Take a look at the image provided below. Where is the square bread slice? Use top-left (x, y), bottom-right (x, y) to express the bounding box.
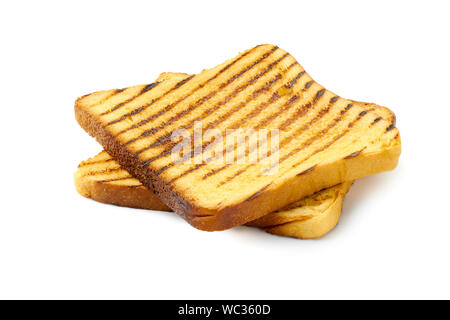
top-left (75, 150), bottom-right (352, 239)
top-left (75, 44), bottom-right (401, 231)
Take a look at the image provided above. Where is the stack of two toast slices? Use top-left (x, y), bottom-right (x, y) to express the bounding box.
top-left (74, 45), bottom-right (401, 239)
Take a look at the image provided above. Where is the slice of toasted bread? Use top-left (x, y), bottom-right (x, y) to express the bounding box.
top-left (75, 44), bottom-right (401, 231)
top-left (75, 150), bottom-right (352, 239)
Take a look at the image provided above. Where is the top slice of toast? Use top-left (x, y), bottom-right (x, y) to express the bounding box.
top-left (75, 44), bottom-right (401, 231)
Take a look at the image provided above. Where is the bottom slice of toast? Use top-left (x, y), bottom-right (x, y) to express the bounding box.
top-left (74, 150), bottom-right (352, 239)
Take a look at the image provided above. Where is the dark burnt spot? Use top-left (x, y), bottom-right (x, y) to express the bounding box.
top-left (330, 96), bottom-right (339, 103)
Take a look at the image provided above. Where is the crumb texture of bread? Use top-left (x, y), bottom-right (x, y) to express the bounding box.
top-left (74, 150), bottom-right (352, 238)
top-left (74, 45), bottom-right (401, 231)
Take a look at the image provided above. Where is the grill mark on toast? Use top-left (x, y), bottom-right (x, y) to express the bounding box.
top-left (330, 96), bottom-right (339, 103)
top-left (106, 75), bottom-right (195, 127)
top-left (371, 116), bottom-right (383, 126)
top-left (386, 123), bottom-right (396, 131)
top-left (313, 89), bottom-right (325, 103)
top-left (124, 46), bottom-right (278, 150)
top-left (286, 70), bottom-right (305, 88)
top-left (304, 81), bottom-right (313, 89)
top-left (77, 158), bottom-right (115, 167)
top-left (141, 82), bottom-right (160, 93)
top-left (100, 82), bottom-right (161, 116)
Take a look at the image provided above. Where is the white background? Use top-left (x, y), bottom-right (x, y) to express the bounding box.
top-left (0, 0), bottom-right (449, 299)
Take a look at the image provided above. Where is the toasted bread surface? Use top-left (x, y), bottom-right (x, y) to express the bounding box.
top-left (75, 150), bottom-right (351, 239)
top-left (75, 45), bottom-right (401, 231)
